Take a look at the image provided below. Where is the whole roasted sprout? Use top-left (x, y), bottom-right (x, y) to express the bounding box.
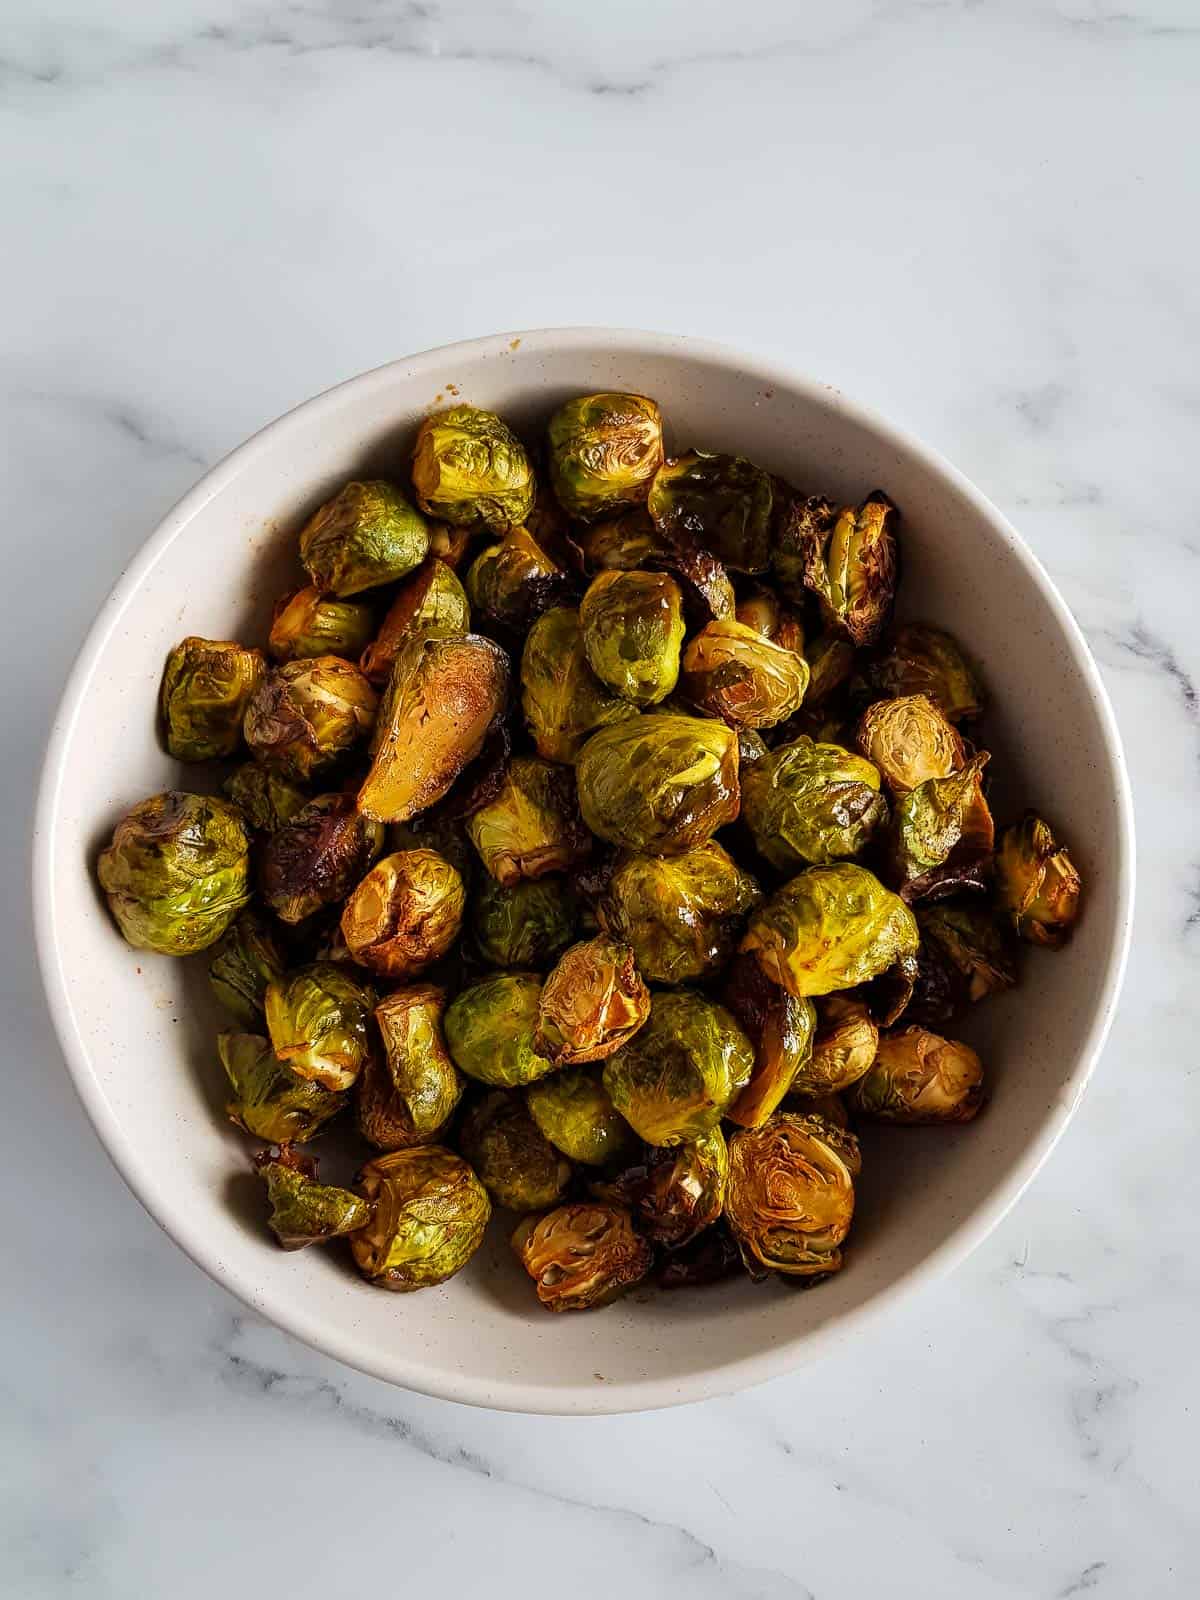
top-left (888, 752), bottom-right (994, 903)
top-left (598, 842), bottom-right (761, 984)
top-left (520, 606), bottom-right (641, 764)
top-left (735, 585), bottom-right (805, 654)
top-left (996, 813), bottom-right (1082, 948)
top-left (919, 901), bottom-right (1018, 1001)
top-left (856, 693), bottom-right (965, 796)
top-left (472, 875), bottom-right (576, 968)
top-left (243, 657), bottom-right (377, 781)
top-left (547, 392), bottom-right (664, 520)
top-left (412, 405), bottom-right (535, 532)
top-left (781, 491), bottom-right (898, 646)
top-left (358, 633), bottom-right (510, 823)
top-left (575, 505), bottom-right (658, 571)
top-left (340, 849), bottom-right (465, 978)
top-left (98, 791), bottom-right (252, 954)
top-left (648, 451), bottom-right (776, 574)
top-left (465, 524), bottom-right (570, 632)
top-left (466, 757), bottom-right (590, 887)
top-left (741, 862), bottom-right (919, 998)
top-left (725, 1113), bottom-right (859, 1278)
top-left (535, 937), bottom-right (650, 1065)
top-left (160, 637), bottom-right (265, 762)
top-left (224, 763), bottom-right (310, 834)
top-left (299, 479), bottom-right (429, 596)
top-left (802, 995), bottom-right (879, 1094)
top-left (742, 736), bottom-right (888, 870)
top-left (219, 1031), bottom-right (344, 1144)
top-left (512, 1203), bottom-right (652, 1311)
top-left (680, 618), bottom-right (810, 729)
top-left (208, 910), bottom-right (285, 1025)
top-left (254, 1152), bottom-right (370, 1250)
top-left (360, 984), bottom-right (464, 1149)
top-left (351, 1147), bottom-right (491, 1291)
top-left (459, 1091), bottom-right (572, 1210)
top-left (526, 1066), bottom-right (638, 1165)
top-left (847, 1027), bottom-right (984, 1123)
top-left (659, 1222), bottom-right (743, 1289)
top-left (593, 1126), bottom-right (727, 1248)
top-left (866, 623), bottom-right (984, 723)
top-left (444, 972), bottom-right (557, 1087)
top-left (576, 714), bottom-right (740, 856)
top-left (602, 990), bottom-right (753, 1146)
top-left (578, 569), bottom-right (686, 707)
top-left (268, 587), bottom-right (375, 664)
top-left (259, 793), bottom-right (385, 924)
top-left (720, 954), bottom-right (817, 1127)
top-left (263, 962), bottom-right (375, 1090)
top-left (359, 559), bottom-right (470, 685)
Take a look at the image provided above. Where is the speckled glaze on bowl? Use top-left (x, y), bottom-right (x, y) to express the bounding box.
top-left (32, 330), bottom-right (1134, 1415)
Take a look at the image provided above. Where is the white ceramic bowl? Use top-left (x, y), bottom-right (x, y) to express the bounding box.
top-left (33, 329), bottom-right (1133, 1414)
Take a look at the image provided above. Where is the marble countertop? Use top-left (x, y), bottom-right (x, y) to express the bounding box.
top-left (4, 2), bottom-right (1196, 1595)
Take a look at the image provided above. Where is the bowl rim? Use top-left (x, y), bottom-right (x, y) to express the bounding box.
top-left (31, 327), bottom-right (1135, 1415)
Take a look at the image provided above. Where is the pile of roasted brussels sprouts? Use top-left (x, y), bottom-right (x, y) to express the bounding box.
top-left (97, 393), bottom-right (1084, 1311)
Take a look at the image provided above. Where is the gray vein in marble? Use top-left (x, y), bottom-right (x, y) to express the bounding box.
top-left (1057, 1561), bottom-right (1108, 1598)
top-left (25, 390), bottom-right (210, 470)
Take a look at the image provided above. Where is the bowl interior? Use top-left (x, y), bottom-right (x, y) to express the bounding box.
top-left (35, 331), bottom-right (1131, 1412)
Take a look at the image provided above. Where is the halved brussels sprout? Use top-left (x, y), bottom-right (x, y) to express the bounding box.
top-left (888, 752), bottom-right (994, 903)
top-left (742, 736), bottom-right (888, 870)
top-left (359, 559), bottom-right (470, 685)
top-left (866, 623), bottom-right (983, 723)
top-left (576, 714), bottom-right (740, 856)
top-left (98, 791), bottom-right (252, 954)
top-left (443, 972), bottom-right (557, 1087)
top-left (412, 406), bottom-right (535, 531)
top-left (648, 451), bottom-right (776, 574)
top-left (263, 962), bottom-right (375, 1090)
top-left (855, 693), bottom-right (965, 796)
top-left (919, 901), bottom-right (1018, 1001)
top-left (535, 936), bottom-right (650, 1065)
top-left (259, 793), bottom-right (385, 924)
top-left (299, 480), bottom-right (429, 596)
top-left (208, 910), bottom-right (285, 1025)
top-left (351, 1147), bottom-right (491, 1291)
top-left (772, 493), bottom-right (835, 605)
top-left (575, 505), bottom-right (658, 571)
top-left (268, 588), bottom-right (376, 664)
top-left (547, 393), bottom-right (664, 520)
top-left (223, 763), bottom-right (310, 834)
top-left (357, 633), bottom-right (510, 823)
top-left (741, 862), bottom-right (919, 998)
top-left (465, 524), bottom-right (571, 632)
top-left (578, 570), bottom-right (685, 707)
top-left (243, 657), bottom-right (378, 781)
top-left (720, 954), bottom-right (817, 1127)
top-left (782, 491), bottom-right (898, 646)
top-left (466, 757), bottom-right (590, 887)
top-left (847, 1027), bottom-right (984, 1122)
top-left (472, 875), bottom-right (577, 969)
top-left (601, 990), bottom-right (753, 1146)
top-left (725, 1113), bottom-right (859, 1278)
top-left (160, 637), bottom-right (265, 762)
top-left (659, 1223), bottom-right (743, 1289)
top-left (801, 995), bottom-right (879, 1094)
top-left (525, 1065), bottom-right (638, 1165)
top-left (254, 1152), bottom-right (370, 1250)
top-left (598, 842), bottom-right (762, 984)
top-left (219, 1031), bottom-right (345, 1144)
top-left (512, 1203), bottom-right (652, 1311)
top-left (459, 1091), bottom-right (572, 1210)
top-left (593, 1126), bottom-right (727, 1248)
top-left (520, 606), bottom-right (641, 764)
top-left (996, 813), bottom-right (1082, 948)
top-left (340, 849), bottom-right (465, 978)
top-left (359, 984), bottom-right (464, 1148)
top-left (680, 618), bottom-right (810, 729)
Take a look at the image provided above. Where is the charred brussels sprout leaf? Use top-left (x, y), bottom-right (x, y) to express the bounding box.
top-left (856, 694), bottom-right (965, 796)
top-left (919, 901), bottom-right (1018, 1000)
top-left (359, 984), bottom-right (464, 1149)
top-left (784, 491), bottom-right (898, 646)
top-left (259, 793), bottom-right (385, 924)
top-left (742, 736), bottom-right (887, 870)
top-left (255, 1154), bottom-right (370, 1250)
top-left (520, 606), bottom-right (640, 765)
top-left (598, 842), bottom-right (761, 985)
top-left (593, 1125), bottom-right (727, 1249)
top-left (726, 1114), bottom-right (859, 1278)
top-left (865, 623), bottom-right (984, 723)
top-left (801, 995), bottom-right (879, 1094)
top-left (648, 451), bottom-right (776, 574)
top-left (459, 1091), bottom-right (572, 1210)
top-left (547, 393), bottom-right (664, 520)
top-left (219, 1031), bottom-right (344, 1143)
top-left (98, 791), bottom-right (252, 955)
top-left (996, 813), bottom-right (1082, 948)
top-left (340, 849), bottom-right (465, 978)
top-left (351, 1147), bottom-right (491, 1291)
top-left (160, 637), bottom-right (265, 762)
top-left (575, 505), bottom-right (658, 572)
top-left (357, 633), bottom-right (510, 823)
top-left (847, 1027), bottom-right (984, 1123)
top-left (526, 1064), bottom-right (639, 1165)
top-left (243, 657), bottom-right (377, 781)
top-left (466, 756), bottom-right (590, 886)
top-left (264, 962), bottom-right (375, 1090)
top-left (602, 990), bottom-right (753, 1146)
top-left (576, 714), bottom-right (740, 856)
top-left (512, 1203), bottom-right (652, 1311)
top-left (721, 954), bottom-right (817, 1126)
top-left (579, 570), bottom-right (686, 707)
top-left (659, 1222), bottom-right (744, 1289)
top-left (359, 558), bottom-right (470, 685)
top-left (444, 972), bottom-right (557, 1087)
top-left (268, 588), bottom-right (375, 664)
top-left (472, 875), bottom-right (577, 969)
top-left (208, 910), bottom-right (285, 1025)
top-left (223, 763), bottom-right (310, 834)
top-left (465, 524), bottom-right (571, 632)
top-left (412, 406), bottom-right (535, 532)
top-left (299, 480), bottom-right (429, 596)
top-left (741, 862), bottom-right (919, 998)
top-left (680, 618), bottom-right (810, 729)
top-left (535, 936), bottom-right (650, 1065)
top-left (772, 493), bottom-right (835, 605)
top-left (888, 752), bottom-right (994, 903)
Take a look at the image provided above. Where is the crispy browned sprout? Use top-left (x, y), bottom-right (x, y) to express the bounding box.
top-left (357, 633), bottom-right (510, 823)
top-left (575, 505), bottom-right (658, 571)
top-left (578, 569), bottom-right (686, 708)
top-left (847, 1027), bottom-right (984, 1123)
top-left (351, 1146), bottom-right (491, 1291)
top-left (254, 1151), bottom-right (370, 1250)
top-left (547, 393), bottom-right (664, 520)
top-left (263, 962), bottom-right (375, 1090)
top-left (208, 910), bottom-right (285, 1025)
top-left (299, 480), bottom-right (429, 596)
top-left (996, 813), bottom-right (1082, 947)
top-left (268, 588), bottom-right (375, 664)
top-left (802, 995), bottom-right (879, 1094)
top-left (720, 954), bottom-right (817, 1127)
top-left (219, 1031), bottom-right (345, 1144)
top-left (359, 984), bottom-right (464, 1149)
top-left (576, 714), bottom-right (740, 856)
top-left (648, 451), bottom-right (777, 574)
top-left (465, 756), bottom-right (591, 886)
top-left (472, 875), bottom-right (577, 969)
top-left (803, 634), bottom-right (857, 706)
top-left (659, 1222), bottom-right (743, 1289)
top-left (534, 936), bottom-right (650, 1065)
top-left (888, 752), bottom-right (994, 903)
top-left (680, 618), bottom-right (810, 729)
top-left (919, 901), bottom-right (1018, 1001)
top-left (526, 1066), bottom-right (639, 1165)
top-left (443, 972), bottom-right (557, 1087)
top-left (598, 842), bottom-right (762, 985)
top-left (519, 606), bottom-right (642, 765)
top-left (593, 1125), bottom-right (727, 1249)
top-left (725, 1113), bottom-right (859, 1277)
top-left (735, 585), bottom-right (805, 655)
top-left (161, 637), bottom-right (265, 762)
top-left (865, 623), bottom-right (984, 723)
top-left (741, 736), bottom-right (887, 869)
top-left (258, 793), bottom-right (385, 924)
top-left (412, 406), bottom-right (535, 532)
top-left (359, 558), bottom-right (470, 685)
top-left (459, 1091), bottom-right (572, 1210)
top-left (856, 693), bottom-right (965, 796)
top-left (602, 990), bottom-right (753, 1146)
top-left (781, 491), bottom-right (898, 646)
top-left (340, 849), bottom-right (465, 978)
top-left (223, 763), bottom-right (310, 833)
top-left (465, 523), bottom-right (571, 632)
top-left (772, 493), bottom-right (834, 605)
top-left (243, 657), bottom-right (377, 781)
top-left (512, 1203), bottom-right (652, 1311)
